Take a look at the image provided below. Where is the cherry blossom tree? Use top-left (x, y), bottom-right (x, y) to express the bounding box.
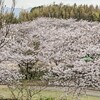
top-left (5, 17), bottom-right (100, 89)
top-left (0, 0), bottom-right (23, 86)
top-left (1, 17), bottom-right (100, 99)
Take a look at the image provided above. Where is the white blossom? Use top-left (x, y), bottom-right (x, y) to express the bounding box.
top-left (0, 17), bottom-right (100, 88)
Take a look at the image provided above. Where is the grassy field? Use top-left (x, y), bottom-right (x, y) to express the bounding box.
top-left (0, 85), bottom-right (100, 100)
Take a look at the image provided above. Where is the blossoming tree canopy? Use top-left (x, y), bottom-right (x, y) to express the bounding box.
top-left (0, 18), bottom-right (100, 88)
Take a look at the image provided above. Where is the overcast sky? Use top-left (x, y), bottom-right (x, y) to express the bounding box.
top-left (5, 0), bottom-right (100, 9)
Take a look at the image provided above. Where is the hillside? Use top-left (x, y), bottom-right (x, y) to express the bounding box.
top-left (0, 18), bottom-right (100, 87)
top-left (9, 18), bottom-right (100, 67)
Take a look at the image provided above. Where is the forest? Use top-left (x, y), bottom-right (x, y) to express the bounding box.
top-left (0, 1), bottom-right (100, 100)
top-left (4, 3), bottom-right (100, 23)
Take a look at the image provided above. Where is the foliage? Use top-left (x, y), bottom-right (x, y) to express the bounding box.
top-left (0, 0), bottom-right (25, 99)
top-left (0, 0), bottom-right (23, 84)
top-left (2, 3), bottom-right (100, 23)
top-left (39, 97), bottom-right (55, 100)
top-left (1, 10), bottom-right (100, 99)
top-left (6, 30), bottom-right (47, 80)
top-left (28, 3), bottom-right (100, 22)
top-left (82, 54), bottom-right (94, 62)
top-left (2, 17), bottom-right (100, 86)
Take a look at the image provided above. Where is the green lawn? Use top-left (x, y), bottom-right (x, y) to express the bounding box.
top-left (0, 85), bottom-right (100, 100)
top-left (33, 91), bottom-right (100, 100)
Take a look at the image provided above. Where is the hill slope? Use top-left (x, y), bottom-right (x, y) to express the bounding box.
top-left (0, 18), bottom-right (100, 87)
top-left (9, 18), bottom-right (100, 68)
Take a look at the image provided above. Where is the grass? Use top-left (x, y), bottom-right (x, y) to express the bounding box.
top-left (33, 91), bottom-right (100, 100)
top-left (0, 85), bottom-right (100, 100)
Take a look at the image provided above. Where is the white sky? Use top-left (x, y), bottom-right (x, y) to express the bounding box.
top-left (5, 0), bottom-right (100, 9)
